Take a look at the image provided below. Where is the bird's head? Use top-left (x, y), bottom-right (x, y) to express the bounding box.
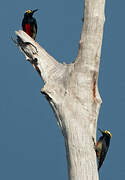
top-left (98, 128), bottom-right (112, 138)
top-left (24, 9), bottom-right (38, 17)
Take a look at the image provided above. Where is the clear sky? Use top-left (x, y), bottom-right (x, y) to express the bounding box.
top-left (0, 0), bottom-right (124, 179)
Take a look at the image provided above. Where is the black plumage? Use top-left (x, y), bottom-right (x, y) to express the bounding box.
top-left (22, 9), bottom-right (38, 40)
top-left (95, 129), bottom-right (112, 170)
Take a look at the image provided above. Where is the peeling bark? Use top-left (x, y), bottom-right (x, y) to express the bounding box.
top-left (13, 0), bottom-right (106, 179)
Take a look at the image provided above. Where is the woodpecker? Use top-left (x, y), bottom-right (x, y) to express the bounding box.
top-left (22, 9), bottom-right (38, 40)
top-left (94, 129), bottom-right (112, 170)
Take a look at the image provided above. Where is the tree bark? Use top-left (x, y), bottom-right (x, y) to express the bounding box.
top-left (14, 0), bottom-right (106, 179)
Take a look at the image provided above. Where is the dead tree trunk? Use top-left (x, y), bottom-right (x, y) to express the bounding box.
top-left (14, 0), bottom-right (106, 179)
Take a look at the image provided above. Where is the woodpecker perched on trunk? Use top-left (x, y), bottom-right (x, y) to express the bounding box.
top-left (22, 9), bottom-right (38, 40)
top-left (94, 129), bottom-right (112, 170)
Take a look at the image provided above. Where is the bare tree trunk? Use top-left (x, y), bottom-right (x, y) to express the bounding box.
top-left (14, 0), bottom-right (106, 179)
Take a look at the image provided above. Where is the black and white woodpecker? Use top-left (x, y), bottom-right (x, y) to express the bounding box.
top-left (94, 129), bottom-right (112, 170)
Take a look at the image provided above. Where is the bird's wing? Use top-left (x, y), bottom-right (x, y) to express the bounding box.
top-left (35, 19), bottom-right (37, 34)
top-left (98, 140), bottom-right (107, 170)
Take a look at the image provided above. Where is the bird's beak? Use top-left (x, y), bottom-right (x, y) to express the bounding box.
top-left (32, 9), bottom-right (38, 14)
top-left (98, 128), bottom-right (104, 134)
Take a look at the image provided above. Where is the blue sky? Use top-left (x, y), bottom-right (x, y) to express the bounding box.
top-left (0, 0), bottom-right (125, 179)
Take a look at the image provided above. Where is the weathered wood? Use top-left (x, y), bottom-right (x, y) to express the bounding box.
top-left (14, 0), bottom-right (106, 179)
